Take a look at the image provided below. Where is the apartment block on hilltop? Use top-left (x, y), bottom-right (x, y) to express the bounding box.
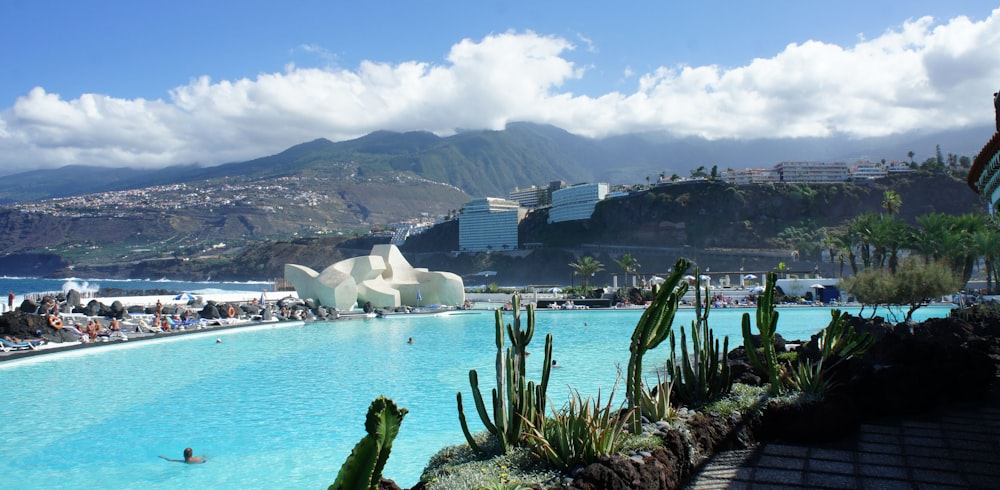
top-left (548, 182), bottom-right (609, 223)
top-left (458, 197), bottom-right (526, 253)
top-left (508, 181), bottom-right (565, 208)
top-left (723, 168), bottom-right (779, 185)
top-left (775, 161), bottom-right (850, 183)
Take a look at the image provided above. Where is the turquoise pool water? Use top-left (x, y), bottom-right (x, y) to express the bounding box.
top-left (0, 306), bottom-right (952, 489)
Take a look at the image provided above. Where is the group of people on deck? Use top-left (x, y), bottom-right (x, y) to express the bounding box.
top-left (70, 317), bottom-right (128, 343)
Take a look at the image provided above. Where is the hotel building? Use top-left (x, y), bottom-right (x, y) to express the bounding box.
top-left (458, 197), bottom-right (525, 252)
top-left (849, 161), bottom-right (887, 180)
top-left (723, 168), bottom-right (779, 185)
top-left (548, 182), bottom-right (609, 223)
top-left (508, 181), bottom-right (564, 208)
top-left (775, 161), bottom-right (850, 183)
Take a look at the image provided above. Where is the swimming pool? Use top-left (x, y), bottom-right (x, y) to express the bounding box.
top-left (0, 306), bottom-right (952, 489)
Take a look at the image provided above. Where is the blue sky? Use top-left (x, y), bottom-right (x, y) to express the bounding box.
top-left (1, 1), bottom-right (999, 173)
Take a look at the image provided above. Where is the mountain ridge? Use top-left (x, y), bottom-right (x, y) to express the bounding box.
top-left (0, 122), bottom-right (991, 203)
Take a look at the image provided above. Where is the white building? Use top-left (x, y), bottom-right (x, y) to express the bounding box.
top-left (724, 168), bottom-right (779, 185)
top-left (886, 161), bottom-right (915, 173)
top-left (459, 197), bottom-right (525, 253)
top-left (508, 181), bottom-right (563, 208)
top-left (775, 161), bottom-right (849, 183)
top-left (548, 183), bottom-right (608, 223)
top-left (849, 160), bottom-right (888, 180)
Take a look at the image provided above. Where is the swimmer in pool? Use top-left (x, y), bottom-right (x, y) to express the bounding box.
top-left (159, 447), bottom-right (205, 464)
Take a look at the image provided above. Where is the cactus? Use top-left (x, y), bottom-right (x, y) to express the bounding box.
top-left (666, 281), bottom-right (732, 406)
top-left (457, 294), bottom-right (552, 453)
top-left (330, 396), bottom-right (408, 490)
top-left (741, 271), bottom-right (783, 395)
top-left (625, 258), bottom-right (690, 433)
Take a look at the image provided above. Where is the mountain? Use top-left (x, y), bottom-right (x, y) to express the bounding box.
top-left (0, 122), bottom-right (992, 204)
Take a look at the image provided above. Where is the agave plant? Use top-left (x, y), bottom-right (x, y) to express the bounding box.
top-left (639, 370), bottom-right (677, 423)
top-left (522, 389), bottom-right (632, 471)
top-left (787, 358), bottom-right (833, 400)
top-left (790, 309), bottom-right (874, 399)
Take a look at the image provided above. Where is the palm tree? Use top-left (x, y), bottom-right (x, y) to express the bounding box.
top-left (568, 256), bottom-right (604, 288)
top-left (614, 253), bottom-right (640, 288)
top-left (914, 213), bottom-right (952, 264)
top-left (869, 215), bottom-right (913, 273)
top-left (847, 212), bottom-right (881, 271)
top-left (974, 224), bottom-right (1000, 294)
top-left (881, 190), bottom-right (902, 216)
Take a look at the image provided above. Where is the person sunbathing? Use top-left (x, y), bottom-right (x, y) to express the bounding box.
top-left (159, 447), bottom-right (205, 464)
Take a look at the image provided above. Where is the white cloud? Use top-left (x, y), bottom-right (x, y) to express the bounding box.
top-left (1, 13), bottom-right (1000, 173)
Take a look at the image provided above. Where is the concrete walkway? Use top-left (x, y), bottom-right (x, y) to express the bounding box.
top-left (686, 386), bottom-right (1000, 489)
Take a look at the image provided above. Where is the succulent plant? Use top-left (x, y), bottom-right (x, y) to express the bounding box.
top-left (330, 396), bottom-right (408, 490)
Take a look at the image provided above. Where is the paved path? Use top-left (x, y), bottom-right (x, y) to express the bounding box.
top-left (686, 388), bottom-right (1000, 489)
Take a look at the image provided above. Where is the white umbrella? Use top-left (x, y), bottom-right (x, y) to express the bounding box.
top-left (173, 292), bottom-right (196, 301)
top-left (547, 287), bottom-right (563, 293)
top-left (683, 275), bottom-right (696, 281)
top-left (699, 275), bottom-right (711, 281)
top-left (809, 284), bottom-right (825, 289)
top-left (744, 274), bottom-right (757, 280)
top-left (649, 276), bottom-right (665, 285)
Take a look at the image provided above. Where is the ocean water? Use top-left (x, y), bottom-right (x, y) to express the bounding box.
top-left (0, 276), bottom-right (274, 296)
top-left (0, 304), bottom-right (953, 489)
top-left (0, 277), bottom-right (274, 311)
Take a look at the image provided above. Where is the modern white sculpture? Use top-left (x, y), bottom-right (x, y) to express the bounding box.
top-left (284, 244), bottom-right (465, 310)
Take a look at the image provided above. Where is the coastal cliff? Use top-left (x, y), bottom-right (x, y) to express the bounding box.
top-left (44, 172), bottom-right (982, 284)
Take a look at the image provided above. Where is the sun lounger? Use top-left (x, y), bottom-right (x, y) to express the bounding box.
top-left (131, 319), bottom-right (163, 333)
top-left (0, 338), bottom-right (44, 352)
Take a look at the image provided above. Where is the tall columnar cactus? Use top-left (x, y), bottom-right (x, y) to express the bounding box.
top-left (626, 257), bottom-right (690, 433)
top-left (457, 294), bottom-right (552, 453)
top-left (330, 396), bottom-right (408, 490)
top-left (742, 271), bottom-right (783, 395)
top-left (667, 275), bottom-right (732, 406)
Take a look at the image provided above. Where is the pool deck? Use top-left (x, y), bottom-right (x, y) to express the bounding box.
top-left (686, 380), bottom-right (1000, 489)
top-left (0, 316), bottom-right (310, 362)
top-left (0, 291), bottom-right (307, 362)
